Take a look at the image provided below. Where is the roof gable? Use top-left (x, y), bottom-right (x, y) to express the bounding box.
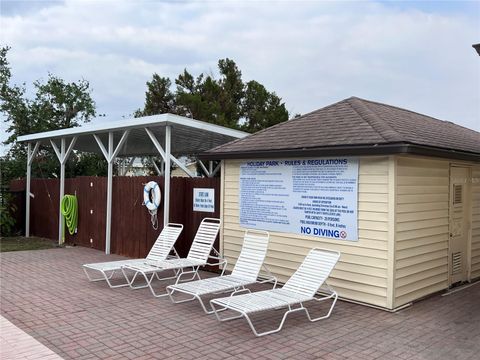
top-left (204, 97), bottom-right (480, 160)
top-left (359, 99), bottom-right (479, 154)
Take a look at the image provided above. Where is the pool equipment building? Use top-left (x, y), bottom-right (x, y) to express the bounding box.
top-left (202, 96), bottom-right (480, 311)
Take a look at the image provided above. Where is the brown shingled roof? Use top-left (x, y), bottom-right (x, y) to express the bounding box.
top-left (203, 97), bottom-right (480, 161)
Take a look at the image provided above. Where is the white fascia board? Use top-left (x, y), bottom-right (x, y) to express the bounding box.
top-left (165, 114), bottom-right (249, 139)
top-left (17, 114), bottom-right (170, 142)
top-left (17, 113), bottom-right (248, 143)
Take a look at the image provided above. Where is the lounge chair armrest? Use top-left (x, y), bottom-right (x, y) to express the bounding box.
top-left (257, 264), bottom-right (278, 288)
top-left (205, 255), bottom-right (228, 275)
top-left (316, 283), bottom-right (336, 298)
top-left (205, 255), bottom-right (228, 266)
top-left (258, 275), bottom-right (278, 288)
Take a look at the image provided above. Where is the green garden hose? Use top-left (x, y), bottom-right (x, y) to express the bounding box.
top-left (61, 194), bottom-right (78, 241)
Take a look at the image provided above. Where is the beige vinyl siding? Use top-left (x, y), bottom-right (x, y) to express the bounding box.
top-left (222, 156), bottom-right (391, 308)
top-left (394, 156), bottom-right (449, 307)
top-left (471, 165), bottom-right (480, 279)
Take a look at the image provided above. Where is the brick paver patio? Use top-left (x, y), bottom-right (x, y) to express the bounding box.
top-left (0, 315), bottom-right (62, 360)
top-left (1, 247), bottom-right (479, 360)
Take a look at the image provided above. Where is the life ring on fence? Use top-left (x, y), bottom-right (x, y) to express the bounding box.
top-left (143, 181), bottom-right (161, 211)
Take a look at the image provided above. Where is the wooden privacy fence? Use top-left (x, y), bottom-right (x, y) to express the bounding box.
top-left (10, 176), bottom-right (220, 259)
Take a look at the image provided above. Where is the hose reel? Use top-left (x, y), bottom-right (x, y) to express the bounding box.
top-left (60, 194), bottom-right (78, 242)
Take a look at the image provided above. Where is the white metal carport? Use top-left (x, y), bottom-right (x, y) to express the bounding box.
top-left (17, 113), bottom-right (247, 254)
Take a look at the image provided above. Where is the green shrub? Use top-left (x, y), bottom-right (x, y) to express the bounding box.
top-left (0, 192), bottom-right (17, 236)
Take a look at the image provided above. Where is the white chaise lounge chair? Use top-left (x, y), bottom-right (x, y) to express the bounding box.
top-left (82, 223), bottom-right (184, 288)
top-left (121, 218), bottom-right (224, 297)
top-left (209, 248), bottom-right (340, 337)
top-left (166, 229), bottom-right (277, 313)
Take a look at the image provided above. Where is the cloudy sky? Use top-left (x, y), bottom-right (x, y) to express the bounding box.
top-left (1, 0), bottom-right (479, 154)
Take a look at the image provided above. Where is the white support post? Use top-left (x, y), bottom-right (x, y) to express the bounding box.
top-left (145, 126), bottom-right (177, 225)
top-left (164, 125), bottom-right (171, 227)
top-left (197, 160), bottom-right (210, 177)
top-left (93, 134), bottom-right (109, 160)
top-left (210, 161), bottom-right (221, 177)
top-left (111, 130), bottom-right (130, 159)
top-left (170, 154), bottom-right (195, 178)
top-left (26, 144), bottom-right (32, 237)
top-left (93, 130), bottom-right (129, 254)
top-left (51, 137), bottom-right (77, 245)
top-left (121, 158), bottom-right (125, 176)
top-left (58, 138), bottom-right (66, 244)
top-left (197, 160), bottom-right (220, 178)
top-left (151, 157), bottom-right (162, 176)
top-left (25, 141), bottom-right (40, 237)
top-left (145, 128), bottom-right (166, 160)
top-left (123, 157), bottom-right (135, 176)
top-left (106, 132), bottom-right (113, 254)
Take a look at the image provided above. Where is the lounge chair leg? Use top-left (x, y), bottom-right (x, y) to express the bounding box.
top-left (83, 267), bottom-right (115, 282)
top-left (210, 301), bottom-right (244, 322)
top-left (83, 267), bottom-right (129, 288)
top-left (83, 267), bottom-right (106, 282)
top-left (201, 297), bottom-right (226, 315)
top-left (167, 287), bottom-right (196, 304)
top-left (103, 270), bottom-right (130, 288)
top-left (303, 291), bottom-right (338, 322)
top-left (212, 291), bottom-right (338, 337)
top-left (167, 287), bottom-right (229, 315)
top-left (140, 271), bottom-right (171, 298)
top-left (197, 293), bottom-right (232, 315)
top-left (211, 301), bottom-right (306, 337)
top-left (191, 295), bottom-right (216, 314)
top-left (245, 307), bottom-right (305, 337)
top-left (155, 269), bottom-right (179, 281)
top-left (229, 287), bottom-right (251, 297)
top-left (121, 267), bottom-right (150, 289)
top-left (121, 267), bottom-right (133, 285)
top-left (174, 267), bottom-right (200, 284)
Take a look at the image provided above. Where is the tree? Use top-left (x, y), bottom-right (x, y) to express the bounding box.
top-left (136, 58), bottom-right (289, 133)
top-left (217, 58), bottom-right (244, 128)
top-left (32, 75), bottom-right (95, 129)
top-left (73, 153), bottom-right (108, 177)
top-left (242, 80), bottom-right (289, 132)
top-left (135, 74), bottom-right (175, 117)
top-left (0, 47), bottom-right (30, 145)
top-left (0, 46), bottom-right (100, 185)
top-left (2, 74), bottom-right (95, 144)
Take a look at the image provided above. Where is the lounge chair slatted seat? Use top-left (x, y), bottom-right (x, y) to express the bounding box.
top-left (209, 248), bottom-right (340, 337)
top-left (167, 229), bottom-right (276, 313)
top-left (121, 218), bottom-right (224, 297)
top-left (82, 223), bottom-right (183, 288)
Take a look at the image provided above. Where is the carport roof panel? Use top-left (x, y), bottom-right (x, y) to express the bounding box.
top-left (17, 113), bottom-right (248, 156)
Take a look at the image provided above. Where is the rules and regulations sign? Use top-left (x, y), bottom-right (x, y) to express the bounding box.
top-left (193, 188), bottom-right (215, 213)
top-left (239, 158), bottom-right (359, 241)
